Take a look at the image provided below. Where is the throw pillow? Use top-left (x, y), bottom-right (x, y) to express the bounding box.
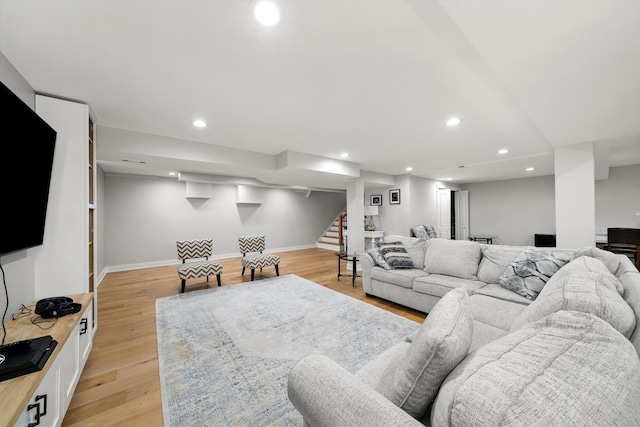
top-left (498, 249), bottom-right (571, 300)
top-left (367, 246), bottom-right (391, 270)
top-left (424, 225), bottom-right (438, 239)
top-left (509, 256), bottom-right (635, 337)
top-left (411, 225), bottom-right (429, 239)
top-left (379, 288), bottom-right (473, 419)
top-left (377, 241), bottom-right (415, 269)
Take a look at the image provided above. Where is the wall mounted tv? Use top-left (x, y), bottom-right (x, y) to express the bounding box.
top-left (0, 80), bottom-right (57, 256)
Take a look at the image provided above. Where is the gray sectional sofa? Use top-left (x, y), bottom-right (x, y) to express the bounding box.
top-left (288, 236), bottom-right (640, 426)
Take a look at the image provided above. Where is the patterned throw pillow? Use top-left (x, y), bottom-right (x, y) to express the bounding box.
top-left (367, 246), bottom-right (391, 270)
top-left (411, 225), bottom-right (429, 239)
top-left (377, 241), bottom-right (415, 269)
top-left (499, 250), bottom-right (571, 300)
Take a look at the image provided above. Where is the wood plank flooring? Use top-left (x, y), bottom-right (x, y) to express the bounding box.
top-left (62, 248), bottom-right (426, 426)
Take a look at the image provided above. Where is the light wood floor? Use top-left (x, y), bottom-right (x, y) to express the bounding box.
top-left (62, 248), bottom-right (426, 426)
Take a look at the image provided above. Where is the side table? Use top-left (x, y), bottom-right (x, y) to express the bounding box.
top-left (336, 252), bottom-right (360, 287)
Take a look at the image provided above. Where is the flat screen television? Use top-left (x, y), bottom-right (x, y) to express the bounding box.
top-left (0, 80), bottom-right (57, 256)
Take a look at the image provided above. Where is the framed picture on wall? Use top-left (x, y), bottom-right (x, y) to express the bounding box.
top-left (370, 194), bottom-right (382, 206)
top-left (389, 189), bottom-right (400, 205)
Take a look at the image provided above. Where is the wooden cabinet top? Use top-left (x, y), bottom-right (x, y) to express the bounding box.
top-left (0, 292), bottom-right (93, 426)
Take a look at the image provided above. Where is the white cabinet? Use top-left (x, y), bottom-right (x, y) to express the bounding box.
top-left (15, 357), bottom-right (61, 427)
top-left (4, 294), bottom-right (94, 427)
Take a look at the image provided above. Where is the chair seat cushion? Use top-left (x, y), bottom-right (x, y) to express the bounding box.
top-left (241, 254), bottom-right (280, 269)
top-left (178, 260), bottom-right (222, 279)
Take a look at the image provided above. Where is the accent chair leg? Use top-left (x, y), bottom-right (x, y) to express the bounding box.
top-left (181, 279), bottom-right (186, 293)
top-left (216, 274), bottom-right (221, 287)
top-left (242, 267), bottom-right (246, 276)
top-left (275, 264), bottom-right (280, 276)
top-left (251, 269), bottom-right (255, 281)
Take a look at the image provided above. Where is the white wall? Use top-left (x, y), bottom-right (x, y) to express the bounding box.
top-left (463, 165), bottom-right (640, 246)
top-left (103, 174), bottom-right (346, 269)
top-left (596, 164), bottom-right (640, 230)
top-left (365, 175), bottom-right (441, 237)
top-left (463, 175), bottom-right (556, 246)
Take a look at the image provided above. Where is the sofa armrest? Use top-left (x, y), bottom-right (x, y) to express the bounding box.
top-left (287, 354), bottom-right (421, 427)
top-left (360, 253), bottom-right (375, 293)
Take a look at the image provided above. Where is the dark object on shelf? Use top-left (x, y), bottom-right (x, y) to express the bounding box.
top-left (0, 335), bottom-right (58, 382)
top-left (534, 234), bottom-right (556, 248)
top-left (606, 228), bottom-right (640, 269)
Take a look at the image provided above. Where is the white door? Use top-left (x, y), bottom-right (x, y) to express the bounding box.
top-left (437, 188), bottom-right (451, 239)
top-left (455, 190), bottom-right (470, 240)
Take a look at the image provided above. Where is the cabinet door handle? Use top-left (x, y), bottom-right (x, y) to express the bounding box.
top-left (80, 317), bottom-right (88, 335)
top-left (35, 394), bottom-right (47, 416)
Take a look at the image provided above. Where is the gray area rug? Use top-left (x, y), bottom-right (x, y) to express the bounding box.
top-left (156, 274), bottom-right (419, 426)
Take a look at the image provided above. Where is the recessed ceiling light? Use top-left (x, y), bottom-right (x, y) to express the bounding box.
top-left (526, 167), bottom-right (535, 172)
top-left (340, 152), bottom-right (349, 158)
top-left (251, 0), bottom-right (282, 26)
top-left (446, 117), bottom-right (461, 126)
top-left (169, 172), bottom-right (176, 176)
top-left (193, 119), bottom-right (207, 128)
top-left (406, 167), bottom-right (413, 172)
top-left (498, 149), bottom-right (509, 155)
top-left (446, 177), bottom-right (453, 181)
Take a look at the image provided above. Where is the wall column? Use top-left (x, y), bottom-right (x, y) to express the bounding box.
top-left (554, 142), bottom-right (596, 248)
top-left (346, 179), bottom-right (365, 254)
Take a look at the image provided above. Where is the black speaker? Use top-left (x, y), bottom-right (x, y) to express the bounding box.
top-left (35, 296), bottom-right (82, 319)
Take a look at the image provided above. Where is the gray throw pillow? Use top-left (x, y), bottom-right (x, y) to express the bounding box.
top-left (367, 246), bottom-right (391, 270)
top-left (377, 241), bottom-right (415, 269)
top-left (411, 225), bottom-right (429, 239)
top-left (379, 288), bottom-right (473, 419)
top-left (498, 249), bottom-right (571, 300)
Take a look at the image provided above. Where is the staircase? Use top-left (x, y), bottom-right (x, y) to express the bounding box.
top-left (317, 209), bottom-right (347, 252)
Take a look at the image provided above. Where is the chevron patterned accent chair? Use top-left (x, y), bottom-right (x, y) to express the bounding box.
top-left (238, 235), bottom-right (280, 281)
top-left (176, 238), bottom-right (223, 293)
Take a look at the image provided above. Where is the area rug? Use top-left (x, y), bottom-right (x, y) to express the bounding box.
top-left (156, 274), bottom-right (420, 427)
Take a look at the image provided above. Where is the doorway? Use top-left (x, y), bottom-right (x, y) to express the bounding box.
top-left (437, 188), bottom-right (469, 240)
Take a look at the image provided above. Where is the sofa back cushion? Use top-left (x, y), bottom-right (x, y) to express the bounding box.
top-left (431, 310), bottom-right (640, 427)
top-left (423, 239), bottom-right (482, 280)
top-left (476, 245), bottom-right (529, 284)
top-left (498, 249), bottom-right (572, 300)
top-left (376, 288), bottom-right (473, 419)
top-left (509, 256), bottom-right (636, 338)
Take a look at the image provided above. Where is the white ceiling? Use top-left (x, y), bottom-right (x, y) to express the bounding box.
top-left (1, 0), bottom-right (639, 190)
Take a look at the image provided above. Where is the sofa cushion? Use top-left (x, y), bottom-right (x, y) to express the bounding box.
top-left (355, 342), bottom-right (410, 389)
top-left (371, 267), bottom-right (429, 290)
top-left (510, 256), bottom-right (636, 338)
top-left (377, 241), bottom-right (415, 269)
top-left (472, 283), bottom-right (532, 305)
top-left (367, 246), bottom-right (391, 270)
top-left (468, 293), bottom-right (529, 332)
top-left (375, 288), bottom-right (473, 419)
top-left (573, 246), bottom-right (621, 275)
top-left (476, 244), bottom-right (530, 284)
top-left (413, 274), bottom-right (486, 298)
top-left (423, 239), bottom-right (482, 280)
top-left (498, 249), bottom-right (572, 300)
top-left (432, 310), bottom-right (640, 427)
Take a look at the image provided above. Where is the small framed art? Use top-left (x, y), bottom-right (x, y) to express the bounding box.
top-left (389, 189), bottom-right (400, 205)
top-left (370, 194), bottom-right (382, 206)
